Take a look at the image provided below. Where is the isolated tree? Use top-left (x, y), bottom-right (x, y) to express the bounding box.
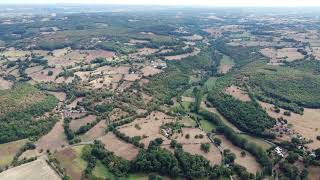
top-left (201, 143), bottom-right (210, 153)
top-left (286, 151), bottom-right (299, 163)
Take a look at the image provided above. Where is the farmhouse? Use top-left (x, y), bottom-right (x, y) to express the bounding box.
top-left (275, 146), bottom-right (285, 157)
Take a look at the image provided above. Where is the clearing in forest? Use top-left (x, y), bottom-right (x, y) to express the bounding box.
top-left (69, 115), bottom-right (96, 132)
top-left (98, 133), bottom-right (140, 161)
top-left (165, 48), bottom-right (200, 60)
top-left (80, 120), bottom-right (107, 142)
top-left (225, 85), bottom-right (251, 102)
top-left (218, 55), bottom-right (235, 74)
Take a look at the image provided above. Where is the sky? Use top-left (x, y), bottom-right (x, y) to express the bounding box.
top-left (1, 0), bottom-right (320, 7)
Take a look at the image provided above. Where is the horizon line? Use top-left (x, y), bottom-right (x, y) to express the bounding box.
top-left (0, 3), bottom-right (320, 8)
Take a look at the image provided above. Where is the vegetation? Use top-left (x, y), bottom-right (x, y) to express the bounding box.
top-left (207, 90), bottom-right (276, 137)
top-left (0, 84), bottom-right (58, 143)
top-left (199, 110), bottom-right (273, 174)
top-left (247, 64), bottom-right (320, 108)
top-left (200, 143), bottom-right (211, 153)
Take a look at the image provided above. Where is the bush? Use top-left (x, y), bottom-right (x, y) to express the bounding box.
top-left (200, 143), bottom-right (211, 153)
top-left (214, 137), bottom-right (222, 146)
top-left (47, 70), bottom-right (53, 76)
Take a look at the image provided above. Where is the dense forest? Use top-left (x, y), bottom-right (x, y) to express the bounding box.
top-left (207, 90), bottom-right (276, 137)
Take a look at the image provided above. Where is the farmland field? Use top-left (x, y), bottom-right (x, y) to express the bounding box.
top-left (0, 139), bottom-right (28, 168)
top-left (0, 159), bottom-right (61, 180)
top-left (54, 145), bottom-right (87, 180)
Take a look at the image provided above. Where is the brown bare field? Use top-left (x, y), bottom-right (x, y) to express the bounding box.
top-left (142, 93), bottom-right (152, 104)
top-left (141, 66), bottom-right (162, 77)
top-left (158, 48), bottom-right (173, 54)
top-left (19, 149), bottom-right (39, 160)
top-left (118, 111), bottom-right (174, 146)
top-left (218, 64), bottom-right (232, 74)
top-left (312, 46), bottom-right (320, 60)
top-left (98, 133), bottom-right (139, 161)
top-left (0, 50), bottom-right (31, 59)
top-left (139, 78), bottom-right (150, 86)
top-left (170, 128), bottom-right (208, 144)
top-left (55, 76), bottom-right (74, 84)
top-left (88, 75), bottom-right (122, 90)
top-left (162, 127), bottom-right (222, 165)
top-left (277, 48), bottom-right (304, 61)
top-left (55, 146), bottom-right (87, 180)
top-left (25, 65), bottom-right (44, 75)
top-left (81, 120), bottom-right (107, 142)
top-left (117, 81), bottom-right (132, 92)
top-left (52, 48), bottom-right (69, 57)
top-left (69, 115), bottom-right (96, 132)
top-left (183, 144), bottom-right (221, 165)
top-left (47, 91), bottom-right (66, 102)
top-left (124, 73), bottom-right (142, 81)
top-left (36, 116), bottom-right (68, 152)
top-left (28, 67), bottom-right (62, 82)
top-left (136, 48), bottom-right (158, 56)
top-left (0, 139), bottom-right (28, 168)
top-left (68, 112), bottom-right (87, 119)
top-left (182, 34), bottom-right (203, 41)
top-left (225, 85), bottom-right (251, 102)
top-left (31, 50), bottom-right (49, 57)
top-left (66, 97), bottom-right (83, 109)
top-left (227, 40), bottom-right (274, 47)
top-left (203, 28), bottom-right (222, 37)
top-left (0, 78), bottom-right (13, 90)
top-left (83, 50), bottom-right (115, 61)
top-left (259, 101), bottom-right (320, 150)
top-left (74, 71), bottom-right (90, 81)
top-left (109, 108), bottom-right (129, 121)
top-left (129, 39), bottom-right (149, 44)
top-left (96, 66), bottom-right (129, 75)
top-left (165, 48), bottom-right (200, 60)
top-left (309, 40), bottom-right (320, 47)
top-left (45, 48), bottom-right (88, 67)
top-left (0, 159), bottom-right (61, 180)
top-left (216, 135), bottom-right (261, 173)
top-left (260, 48), bottom-right (304, 64)
top-left (308, 166), bottom-right (320, 180)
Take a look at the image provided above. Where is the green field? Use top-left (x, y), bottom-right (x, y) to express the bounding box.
top-left (181, 117), bottom-right (197, 127)
top-left (204, 77), bottom-right (217, 91)
top-left (219, 55), bottom-right (235, 73)
top-left (200, 119), bottom-right (216, 133)
top-left (238, 134), bottom-right (273, 150)
top-left (0, 139), bottom-right (28, 168)
top-left (92, 160), bottom-right (116, 179)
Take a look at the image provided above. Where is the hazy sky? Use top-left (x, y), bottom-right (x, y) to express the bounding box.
top-left (1, 0), bottom-right (320, 7)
